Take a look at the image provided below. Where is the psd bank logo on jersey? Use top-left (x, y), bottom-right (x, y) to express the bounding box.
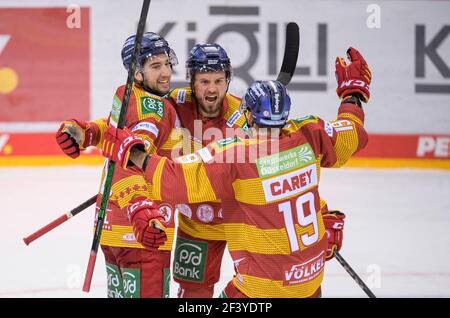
top-left (141, 96), bottom-right (164, 118)
top-left (283, 251), bottom-right (325, 286)
top-left (173, 237), bottom-right (207, 282)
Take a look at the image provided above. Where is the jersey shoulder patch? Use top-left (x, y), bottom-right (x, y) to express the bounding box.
top-left (211, 136), bottom-right (267, 155)
top-left (170, 87), bottom-right (193, 104)
top-left (224, 94), bottom-right (248, 131)
top-left (211, 136), bottom-right (243, 152)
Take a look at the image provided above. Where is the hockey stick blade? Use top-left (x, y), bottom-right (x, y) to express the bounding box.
top-left (23, 194), bottom-right (97, 245)
top-left (276, 22), bottom-right (300, 86)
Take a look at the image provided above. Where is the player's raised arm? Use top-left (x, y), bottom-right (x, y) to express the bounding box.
top-left (101, 125), bottom-right (235, 204)
top-left (297, 47), bottom-right (372, 168)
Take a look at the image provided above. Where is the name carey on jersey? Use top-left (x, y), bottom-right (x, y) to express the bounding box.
top-left (262, 163), bottom-right (318, 202)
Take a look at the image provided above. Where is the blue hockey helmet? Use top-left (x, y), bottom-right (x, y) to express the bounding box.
top-left (121, 32), bottom-right (178, 71)
top-left (240, 80), bottom-right (291, 127)
top-left (186, 43), bottom-right (232, 81)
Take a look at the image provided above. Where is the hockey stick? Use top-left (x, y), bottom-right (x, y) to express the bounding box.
top-left (334, 251), bottom-right (377, 298)
top-left (82, 0), bottom-right (151, 293)
top-left (274, 24), bottom-right (376, 299)
top-left (28, 23), bottom-right (299, 244)
top-left (276, 22), bottom-right (300, 86)
top-left (276, 22), bottom-right (375, 299)
top-left (23, 194), bottom-right (97, 245)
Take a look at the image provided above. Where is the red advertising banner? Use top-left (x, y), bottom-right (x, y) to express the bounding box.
top-left (0, 132), bottom-right (449, 168)
top-left (358, 134), bottom-right (450, 159)
top-left (0, 8), bottom-right (90, 122)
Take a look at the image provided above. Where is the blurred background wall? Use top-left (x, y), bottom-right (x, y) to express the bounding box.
top-left (1, 0), bottom-right (449, 168)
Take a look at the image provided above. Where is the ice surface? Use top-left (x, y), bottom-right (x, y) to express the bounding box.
top-left (1, 166), bottom-right (449, 297)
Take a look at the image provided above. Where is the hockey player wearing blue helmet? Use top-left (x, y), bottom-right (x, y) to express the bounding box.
top-left (121, 31), bottom-right (178, 96)
top-left (164, 43), bottom-right (250, 298)
top-left (55, 32), bottom-right (180, 298)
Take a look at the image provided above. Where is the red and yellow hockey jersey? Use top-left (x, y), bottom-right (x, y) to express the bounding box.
top-left (94, 86), bottom-right (247, 249)
top-left (156, 88), bottom-right (248, 242)
top-left (139, 102), bottom-right (368, 297)
top-left (94, 83), bottom-right (178, 250)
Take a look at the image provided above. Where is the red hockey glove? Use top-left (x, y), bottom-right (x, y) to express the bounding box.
top-left (56, 119), bottom-right (98, 158)
top-left (102, 126), bottom-right (145, 169)
top-left (335, 47), bottom-right (372, 103)
top-left (323, 211), bottom-right (346, 260)
top-left (127, 199), bottom-right (168, 250)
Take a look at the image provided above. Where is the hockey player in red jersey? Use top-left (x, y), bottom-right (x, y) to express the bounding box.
top-left (104, 43), bottom-right (248, 298)
top-left (110, 43), bottom-right (248, 298)
top-left (157, 44), bottom-right (249, 298)
top-left (55, 32), bottom-right (179, 298)
top-left (55, 40), bottom-right (248, 297)
top-left (101, 47), bottom-right (372, 297)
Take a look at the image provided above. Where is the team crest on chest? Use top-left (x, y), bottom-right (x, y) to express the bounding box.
top-left (158, 203), bottom-right (173, 223)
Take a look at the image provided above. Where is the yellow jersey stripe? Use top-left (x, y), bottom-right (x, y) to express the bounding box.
top-left (339, 112), bottom-right (363, 126)
top-left (332, 123), bottom-right (359, 168)
top-left (233, 271), bottom-right (323, 298)
top-left (99, 225), bottom-right (174, 251)
top-left (224, 219), bottom-right (325, 254)
top-left (110, 175), bottom-right (150, 208)
top-left (182, 162), bottom-right (218, 203)
top-left (178, 215), bottom-right (226, 241)
top-left (151, 157), bottom-right (167, 201)
top-left (92, 118), bottom-right (107, 148)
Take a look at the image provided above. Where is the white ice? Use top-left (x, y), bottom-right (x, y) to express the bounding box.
top-left (1, 166), bottom-right (449, 298)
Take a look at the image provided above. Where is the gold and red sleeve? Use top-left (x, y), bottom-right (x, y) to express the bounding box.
top-left (90, 117), bottom-right (107, 148)
top-left (330, 103), bottom-right (368, 167)
top-left (143, 153), bottom-right (233, 205)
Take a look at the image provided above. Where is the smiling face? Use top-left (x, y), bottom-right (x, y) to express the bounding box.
top-left (192, 71), bottom-right (229, 118)
top-left (134, 53), bottom-right (172, 96)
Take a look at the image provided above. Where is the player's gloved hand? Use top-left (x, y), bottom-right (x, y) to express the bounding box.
top-left (323, 211), bottom-right (346, 260)
top-left (102, 126), bottom-right (145, 169)
top-left (335, 47), bottom-right (372, 103)
top-left (127, 199), bottom-right (168, 250)
top-left (56, 119), bottom-right (98, 158)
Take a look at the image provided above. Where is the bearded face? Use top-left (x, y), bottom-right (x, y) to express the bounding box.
top-left (192, 71), bottom-right (229, 118)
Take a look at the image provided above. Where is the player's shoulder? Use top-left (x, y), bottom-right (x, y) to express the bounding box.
top-left (288, 115), bottom-right (320, 126)
top-left (284, 115), bottom-right (335, 143)
top-left (284, 115), bottom-right (322, 132)
top-left (210, 135), bottom-right (264, 155)
top-left (168, 87), bottom-right (193, 105)
top-left (223, 93), bottom-right (249, 131)
top-left (225, 92), bottom-right (241, 108)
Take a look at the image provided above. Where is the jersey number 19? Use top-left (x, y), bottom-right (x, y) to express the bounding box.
top-left (278, 192), bottom-right (319, 253)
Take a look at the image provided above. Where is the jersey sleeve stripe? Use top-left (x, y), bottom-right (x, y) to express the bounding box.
top-left (182, 163), bottom-right (218, 203)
